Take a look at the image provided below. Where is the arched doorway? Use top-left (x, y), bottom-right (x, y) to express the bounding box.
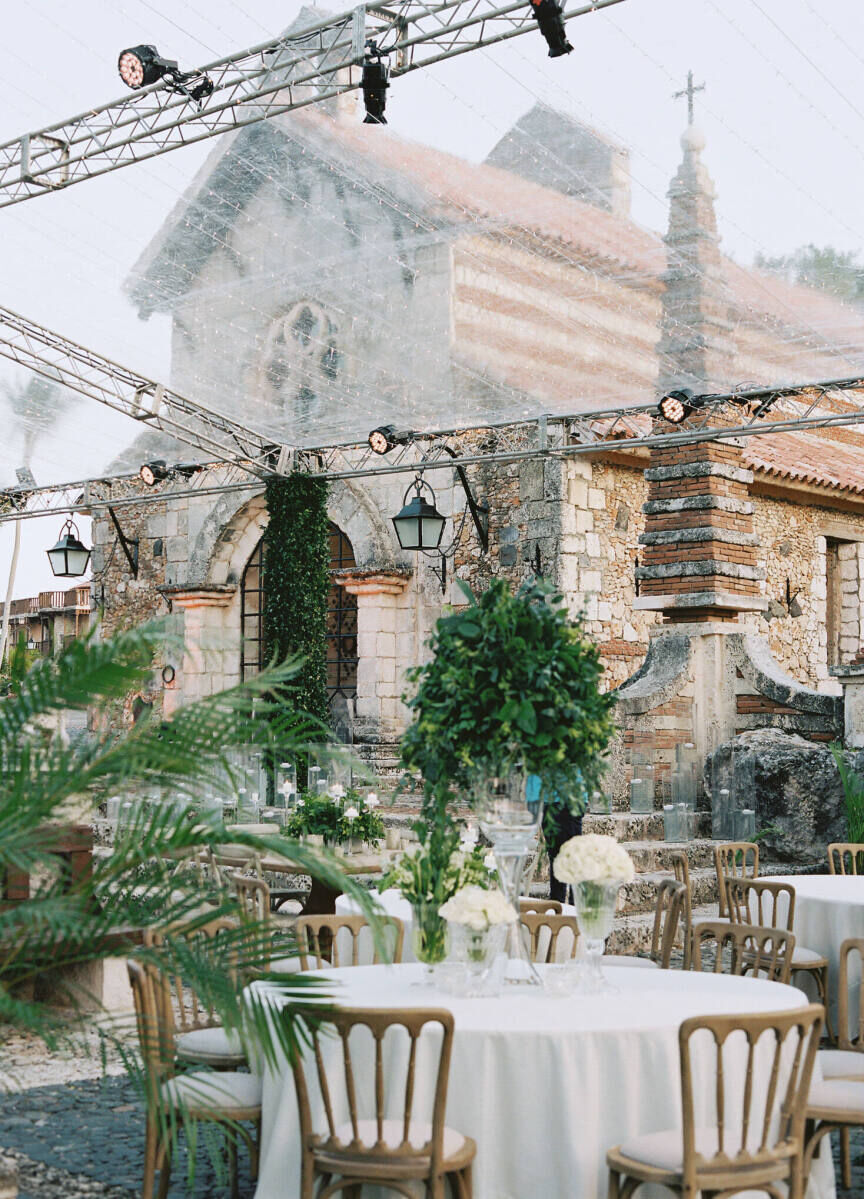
top-left (240, 523), bottom-right (358, 702)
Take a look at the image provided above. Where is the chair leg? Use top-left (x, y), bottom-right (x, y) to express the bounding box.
top-left (842, 1125), bottom-right (852, 1189)
top-left (227, 1132), bottom-right (239, 1199)
top-left (142, 1114), bottom-right (159, 1199)
top-left (156, 1144), bottom-right (173, 1199)
top-left (250, 1118), bottom-right (261, 1182)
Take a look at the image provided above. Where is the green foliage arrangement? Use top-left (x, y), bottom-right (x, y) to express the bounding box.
top-left (263, 474), bottom-right (331, 728)
top-left (380, 835), bottom-right (492, 907)
top-left (283, 789), bottom-right (385, 845)
top-left (400, 578), bottom-right (617, 819)
top-left (830, 742), bottom-right (864, 845)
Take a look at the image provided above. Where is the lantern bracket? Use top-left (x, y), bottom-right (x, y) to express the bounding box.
top-left (108, 506), bottom-right (140, 578)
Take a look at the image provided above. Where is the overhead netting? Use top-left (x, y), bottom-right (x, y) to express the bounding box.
top-left (1, 0), bottom-right (863, 489)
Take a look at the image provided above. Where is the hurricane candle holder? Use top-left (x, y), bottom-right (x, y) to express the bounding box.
top-left (476, 772), bottom-right (543, 986)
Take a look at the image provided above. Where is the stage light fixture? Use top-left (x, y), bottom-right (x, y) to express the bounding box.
top-left (529, 0), bottom-right (573, 58)
top-left (118, 45), bottom-right (177, 89)
top-left (362, 46), bottom-right (390, 124)
top-left (658, 388), bottom-right (698, 424)
top-left (118, 45), bottom-right (214, 103)
top-left (139, 460), bottom-right (169, 486)
top-left (368, 425), bottom-right (413, 454)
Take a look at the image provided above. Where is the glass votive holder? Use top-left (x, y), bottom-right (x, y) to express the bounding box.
top-left (589, 791), bottom-right (611, 815)
top-left (544, 962), bottom-right (580, 997)
top-left (733, 808), bottom-right (756, 840)
top-left (106, 796), bottom-right (121, 823)
top-left (663, 803), bottom-right (678, 841)
top-left (385, 827), bottom-right (401, 851)
top-left (630, 776), bottom-right (653, 814)
top-left (677, 804), bottom-right (695, 841)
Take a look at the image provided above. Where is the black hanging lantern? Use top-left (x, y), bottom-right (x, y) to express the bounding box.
top-left (392, 476), bottom-right (446, 551)
top-left (46, 519), bottom-right (91, 578)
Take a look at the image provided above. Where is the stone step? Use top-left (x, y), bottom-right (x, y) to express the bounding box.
top-left (608, 901), bottom-right (718, 955)
top-left (618, 867), bottom-right (717, 915)
top-left (583, 811), bottom-right (712, 841)
top-left (619, 838), bottom-right (716, 873)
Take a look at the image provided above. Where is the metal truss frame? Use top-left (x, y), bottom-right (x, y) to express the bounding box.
top-left (4, 371), bottom-right (864, 526)
top-left (0, 306), bottom-right (292, 477)
top-left (0, 0), bottom-right (625, 207)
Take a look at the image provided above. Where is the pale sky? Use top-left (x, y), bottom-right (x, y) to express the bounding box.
top-left (2, 0), bottom-right (864, 595)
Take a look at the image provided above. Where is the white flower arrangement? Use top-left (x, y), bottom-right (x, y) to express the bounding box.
top-left (439, 884), bottom-right (516, 931)
top-left (553, 834), bottom-right (635, 886)
top-left (343, 806), bottom-right (359, 821)
top-left (328, 784), bottom-right (346, 801)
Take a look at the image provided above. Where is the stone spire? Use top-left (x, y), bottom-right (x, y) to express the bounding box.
top-left (656, 123), bottom-right (735, 396)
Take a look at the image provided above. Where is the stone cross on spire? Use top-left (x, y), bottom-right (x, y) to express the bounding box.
top-left (674, 70), bottom-right (705, 126)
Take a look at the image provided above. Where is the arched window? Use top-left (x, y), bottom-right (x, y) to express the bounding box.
top-left (260, 300), bottom-right (341, 425)
top-left (240, 523), bottom-right (358, 701)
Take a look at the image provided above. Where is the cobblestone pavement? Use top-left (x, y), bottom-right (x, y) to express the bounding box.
top-left (0, 1073), bottom-right (863, 1197)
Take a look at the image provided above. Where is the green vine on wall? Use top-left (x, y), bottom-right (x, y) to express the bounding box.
top-left (263, 474), bottom-right (330, 728)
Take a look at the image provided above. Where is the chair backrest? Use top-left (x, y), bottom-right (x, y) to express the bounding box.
top-left (828, 843), bottom-right (864, 876)
top-left (519, 913), bottom-right (580, 963)
top-left (292, 1007), bottom-right (454, 1179)
top-left (714, 842), bottom-right (759, 918)
top-left (650, 878), bottom-right (686, 968)
top-left (678, 1005), bottom-right (823, 1192)
top-left (725, 878), bottom-right (796, 934)
top-left (518, 898), bottom-right (563, 916)
top-left (127, 958), bottom-right (176, 1100)
top-left (143, 916), bottom-right (238, 1033)
top-left (232, 873), bottom-right (271, 924)
top-left (294, 914), bottom-right (404, 970)
top-left (838, 937), bottom-right (864, 1052)
top-left (689, 920), bottom-right (794, 985)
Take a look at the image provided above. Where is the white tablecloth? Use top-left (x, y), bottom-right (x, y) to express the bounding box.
top-left (254, 964), bottom-right (834, 1199)
top-left (769, 875), bottom-right (864, 1036)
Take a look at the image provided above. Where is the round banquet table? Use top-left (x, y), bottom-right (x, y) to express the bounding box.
top-left (253, 964), bottom-right (834, 1199)
top-left (768, 874), bottom-right (864, 1036)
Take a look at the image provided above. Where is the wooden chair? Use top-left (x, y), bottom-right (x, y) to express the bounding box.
top-left (291, 1006), bottom-right (475, 1198)
top-left (127, 958), bottom-right (261, 1199)
top-left (518, 898), bottom-right (563, 916)
top-left (714, 842), bottom-right (758, 919)
top-left (231, 874), bottom-right (302, 974)
top-left (813, 938), bottom-right (864, 1187)
top-left (520, 913), bottom-right (580, 963)
top-left (670, 852), bottom-right (695, 968)
top-left (214, 849), bottom-right (306, 914)
top-left (294, 913), bottom-right (404, 970)
top-left (828, 842), bottom-right (864, 875)
top-left (142, 918), bottom-right (246, 1070)
top-left (726, 877), bottom-right (830, 1024)
top-left (608, 1004), bottom-right (823, 1199)
top-left (689, 920), bottom-right (794, 985)
top-left (604, 879), bottom-right (686, 971)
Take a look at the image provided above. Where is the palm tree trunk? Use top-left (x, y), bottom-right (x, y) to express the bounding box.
top-left (0, 517), bottom-right (23, 667)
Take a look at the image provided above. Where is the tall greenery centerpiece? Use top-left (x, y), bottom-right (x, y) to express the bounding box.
top-left (400, 578), bottom-right (617, 980)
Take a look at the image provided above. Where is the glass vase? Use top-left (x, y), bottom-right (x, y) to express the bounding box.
top-left (411, 901), bottom-right (450, 986)
top-left (476, 773), bottom-right (543, 986)
top-left (450, 923), bottom-right (507, 997)
top-left (571, 880), bottom-right (621, 995)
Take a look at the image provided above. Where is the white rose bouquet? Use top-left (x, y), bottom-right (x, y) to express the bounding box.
top-left (552, 834), bottom-right (635, 886)
top-left (439, 885), bottom-right (516, 931)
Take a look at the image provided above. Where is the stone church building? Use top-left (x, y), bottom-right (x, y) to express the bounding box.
top-left (91, 57), bottom-right (864, 781)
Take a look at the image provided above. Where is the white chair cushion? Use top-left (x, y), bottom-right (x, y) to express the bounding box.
top-left (791, 946), bottom-right (827, 966)
top-left (809, 1078), bottom-right (864, 1116)
top-left (161, 1070), bottom-right (262, 1114)
top-left (175, 1026), bottom-right (245, 1064)
top-left (618, 1127), bottom-right (741, 1173)
top-left (601, 955), bottom-right (660, 970)
top-left (268, 955), bottom-right (303, 974)
top-left (332, 1119), bottom-right (465, 1159)
top-left (818, 1049), bottom-right (864, 1080)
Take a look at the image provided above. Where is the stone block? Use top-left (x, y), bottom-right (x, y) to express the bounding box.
top-left (597, 601), bottom-right (612, 621)
top-left (378, 657), bottom-right (396, 683)
top-left (588, 488), bottom-right (606, 510)
top-left (377, 632), bottom-right (396, 659)
top-left (167, 536), bottom-right (187, 563)
top-left (519, 460), bottom-right (544, 503)
top-left (810, 577), bottom-right (827, 600)
top-left (586, 532), bottom-right (602, 557)
top-left (575, 509), bottom-right (594, 533)
top-left (165, 509), bottom-right (179, 538)
top-left (568, 478), bottom-right (588, 508)
top-left (581, 570), bottom-right (602, 592)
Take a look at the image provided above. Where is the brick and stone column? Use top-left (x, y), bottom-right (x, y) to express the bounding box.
top-left (159, 585), bottom-right (237, 709)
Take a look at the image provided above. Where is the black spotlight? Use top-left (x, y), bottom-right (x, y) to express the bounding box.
top-left (529, 0), bottom-right (573, 58)
top-left (658, 388), bottom-right (701, 425)
top-left (362, 46), bottom-right (389, 125)
top-left (368, 425), bottom-right (413, 454)
top-left (140, 460), bottom-right (170, 486)
top-left (118, 45), bottom-right (178, 89)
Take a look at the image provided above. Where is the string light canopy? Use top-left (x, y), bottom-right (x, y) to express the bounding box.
top-left (46, 519), bottom-right (91, 578)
